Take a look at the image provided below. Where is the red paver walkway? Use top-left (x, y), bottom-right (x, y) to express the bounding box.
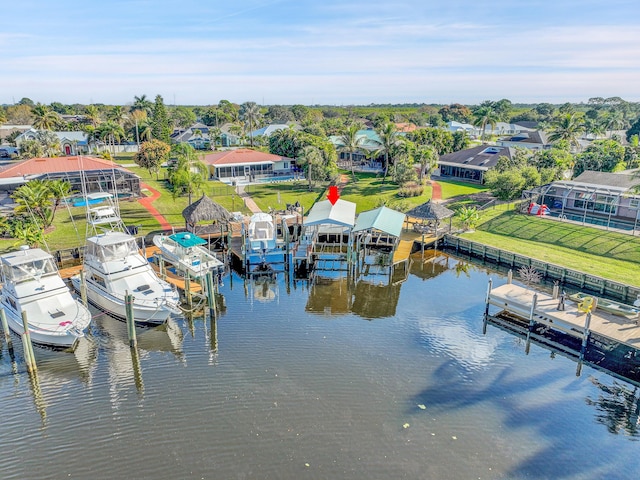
top-left (431, 180), bottom-right (442, 202)
top-left (138, 183), bottom-right (172, 230)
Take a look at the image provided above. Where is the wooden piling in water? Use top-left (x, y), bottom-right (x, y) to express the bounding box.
top-left (1, 307), bottom-right (12, 346)
top-left (79, 269), bottom-right (88, 307)
top-left (524, 293), bottom-right (538, 355)
top-left (125, 292), bottom-right (137, 348)
top-left (21, 311), bottom-right (37, 372)
top-left (483, 279), bottom-right (493, 335)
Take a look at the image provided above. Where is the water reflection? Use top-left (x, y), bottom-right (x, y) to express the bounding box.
top-left (586, 377), bottom-right (640, 437)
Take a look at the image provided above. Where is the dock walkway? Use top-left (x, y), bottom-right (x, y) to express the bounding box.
top-left (488, 283), bottom-right (640, 349)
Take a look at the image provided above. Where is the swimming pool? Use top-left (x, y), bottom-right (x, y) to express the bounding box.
top-left (550, 211), bottom-right (636, 231)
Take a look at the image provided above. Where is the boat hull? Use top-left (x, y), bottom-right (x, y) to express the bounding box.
top-left (70, 276), bottom-right (176, 326)
top-left (1, 300), bottom-right (90, 350)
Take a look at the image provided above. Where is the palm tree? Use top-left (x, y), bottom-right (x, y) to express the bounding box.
top-left (472, 104), bottom-right (500, 142)
top-left (209, 127), bottom-right (222, 150)
top-left (548, 113), bottom-right (585, 151)
top-left (98, 121), bottom-right (125, 154)
top-left (603, 110), bottom-right (627, 138)
top-left (372, 122), bottom-right (402, 182)
top-left (12, 180), bottom-right (55, 228)
top-left (84, 105), bottom-right (101, 127)
top-left (240, 102), bottom-right (262, 147)
top-left (132, 95), bottom-right (153, 115)
top-left (108, 105), bottom-right (127, 126)
top-left (169, 144), bottom-right (208, 204)
top-left (47, 179), bottom-right (73, 211)
top-left (32, 103), bottom-right (60, 130)
top-left (297, 145), bottom-right (323, 191)
top-left (337, 123), bottom-right (365, 181)
top-left (36, 130), bottom-right (61, 157)
top-left (413, 145), bottom-right (438, 183)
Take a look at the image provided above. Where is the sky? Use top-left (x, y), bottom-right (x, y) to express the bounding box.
top-left (1, 0), bottom-right (639, 106)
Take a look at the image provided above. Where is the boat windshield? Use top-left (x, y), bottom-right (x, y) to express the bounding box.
top-left (3, 257), bottom-right (58, 283)
top-left (93, 239), bottom-right (139, 262)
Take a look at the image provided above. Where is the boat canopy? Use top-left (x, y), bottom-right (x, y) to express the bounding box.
top-left (0, 248), bottom-right (58, 283)
top-left (86, 236), bottom-right (139, 262)
top-left (304, 199), bottom-right (356, 228)
top-left (169, 232), bottom-right (207, 248)
top-left (352, 206), bottom-right (405, 238)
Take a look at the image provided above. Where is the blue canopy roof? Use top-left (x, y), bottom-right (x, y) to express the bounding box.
top-left (169, 232), bottom-right (207, 248)
top-left (352, 206), bottom-right (405, 237)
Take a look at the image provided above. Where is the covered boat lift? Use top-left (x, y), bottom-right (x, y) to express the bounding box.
top-left (293, 199), bottom-right (356, 277)
top-left (351, 206), bottom-right (410, 284)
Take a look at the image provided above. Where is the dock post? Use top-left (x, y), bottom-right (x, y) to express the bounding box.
top-left (577, 311), bottom-right (592, 377)
top-left (158, 257), bottom-right (166, 279)
top-left (125, 291), bottom-right (137, 348)
top-left (483, 279), bottom-right (493, 334)
top-left (79, 269), bottom-right (88, 307)
top-left (205, 271), bottom-right (217, 318)
top-left (507, 269), bottom-right (512, 284)
top-left (524, 293), bottom-right (538, 355)
top-left (21, 311), bottom-right (37, 372)
top-left (0, 307), bottom-right (12, 346)
top-left (184, 275), bottom-right (193, 308)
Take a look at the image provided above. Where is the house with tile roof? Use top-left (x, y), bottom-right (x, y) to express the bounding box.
top-left (436, 145), bottom-right (513, 183)
top-left (15, 128), bottom-right (96, 155)
top-left (0, 155), bottom-right (140, 196)
top-left (202, 148), bottom-right (296, 184)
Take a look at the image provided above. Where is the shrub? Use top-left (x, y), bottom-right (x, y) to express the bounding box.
top-left (397, 182), bottom-right (424, 197)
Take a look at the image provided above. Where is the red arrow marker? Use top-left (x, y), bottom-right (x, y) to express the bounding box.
top-left (327, 185), bottom-right (339, 205)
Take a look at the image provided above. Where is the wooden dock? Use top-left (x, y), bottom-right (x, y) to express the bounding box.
top-left (488, 283), bottom-right (640, 349)
top-left (392, 240), bottom-right (413, 265)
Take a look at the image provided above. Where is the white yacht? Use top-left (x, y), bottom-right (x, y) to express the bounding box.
top-left (153, 232), bottom-right (224, 279)
top-left (0, 247), bottom-right (91, 349)
top-left (71, 198), bottom-right (180, 325)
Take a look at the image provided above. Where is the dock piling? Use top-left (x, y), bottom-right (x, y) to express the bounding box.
top-left (125, 292), bottom-right (137, 347)
top-left (21, 311), bottom-right (37, 372)
top-left (483, 279), bottom-right (493, 334)
top-left (79, 269), bottom-right (88, 307)
top-left (524, 293), bottom-right (538, 355)
top-left (0, 307), bottom-right (12, 346)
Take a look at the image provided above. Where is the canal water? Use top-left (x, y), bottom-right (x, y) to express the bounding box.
top-left (1, 253), bottom-right (639, 480)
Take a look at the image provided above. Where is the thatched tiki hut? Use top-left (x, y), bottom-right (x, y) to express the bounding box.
top-left (405, 200), bottom-right (454, 253)
top-left (182, 194), bottom-right (234, 237)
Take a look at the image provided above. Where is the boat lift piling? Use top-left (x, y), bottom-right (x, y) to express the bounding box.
top-left (0, 307), bottom-right (12, 346)
top-left (524, 293), bottom-right (538, 355)
top-left (125, 292), bottom-right (137, 347)
top-left (483, 279), bottom-right (493, 335)
top-left (79, 269), bottom-right (88, 307)
top-left (577, 311), bottom-right (592, 377)
top-left (21, 311), bottom-right (37, 372)
top-left (205, 271), bottom-right (217, 319)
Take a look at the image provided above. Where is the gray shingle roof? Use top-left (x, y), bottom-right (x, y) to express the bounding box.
top-left (438, 145), bottom-right (512, 170)
top-left (572, 171), bottom-right (639, 189)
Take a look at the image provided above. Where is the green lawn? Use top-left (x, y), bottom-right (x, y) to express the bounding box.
top-left (338, 172), bottom-right (432, 213)
top-left (244, 181), bottom-right (327, 213)
top-left (437, 180), bottom-right (489, 200)
top-left (463, 209), bottom-right (640, 285)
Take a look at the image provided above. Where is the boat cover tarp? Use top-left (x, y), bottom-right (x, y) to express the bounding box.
top-left (169, 232), bottom-right (207, 248)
